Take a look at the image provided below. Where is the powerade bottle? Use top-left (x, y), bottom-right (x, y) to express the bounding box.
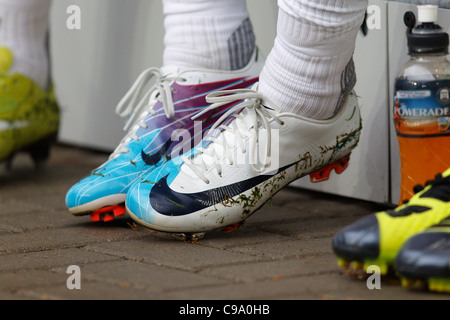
top-left (394, 5), bottom-right (450, 204)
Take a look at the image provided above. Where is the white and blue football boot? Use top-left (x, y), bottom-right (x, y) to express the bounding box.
top-left (125, 84), bottom-right (362, 239)
top-left (65, 49), bottom-right (263, 222)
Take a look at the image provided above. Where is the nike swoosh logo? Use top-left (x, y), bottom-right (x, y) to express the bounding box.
top-left (149, 162), bottom-right (294, 217)
top-left (141, 139), bottom-right (173, 166)
top-left (0, 120), bottom-right (31, 131)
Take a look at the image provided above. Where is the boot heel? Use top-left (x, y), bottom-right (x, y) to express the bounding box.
top-left (26, 132), bottom-right (58, 167)
top-left (90, 205), bottom-right (126, 222)
top-left (309, 155), bottom-right (351, 183)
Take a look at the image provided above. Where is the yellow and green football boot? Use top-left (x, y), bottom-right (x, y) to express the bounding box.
top-left (333, 168), bottom-right (450, 276)
top-left (394, 215), bottom-right (450, 293)
top-left (0, 47), bottom-right (59, 167)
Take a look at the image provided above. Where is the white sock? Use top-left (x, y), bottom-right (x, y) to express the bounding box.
top-left (162, 0), bottom-right (255, 71)
top-left (0, 0), bottom-right (51, 90)
top-left (259, 0), bottom-right (367, 119)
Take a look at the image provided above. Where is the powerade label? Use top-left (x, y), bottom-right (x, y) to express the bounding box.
top-left (394, 79), bottom-right (450, 137)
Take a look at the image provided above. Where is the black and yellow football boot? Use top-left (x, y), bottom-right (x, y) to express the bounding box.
top-left (333, 168), bottom-right (450, 276)
top-left (0, 47), bottom-right (59, 168)
top-left (394, 215), bottom-right (450, 293)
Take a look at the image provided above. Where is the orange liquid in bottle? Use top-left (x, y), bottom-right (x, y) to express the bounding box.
top-left (394, 96), bottom-right (450, 203)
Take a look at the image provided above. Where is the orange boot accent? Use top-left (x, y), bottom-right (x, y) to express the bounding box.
top-left (89, 205), bottom-right (126, 222)
top-left (309, 155), bottom-right (351, 183)
top-left (222, 220), bottom-right (246, 233)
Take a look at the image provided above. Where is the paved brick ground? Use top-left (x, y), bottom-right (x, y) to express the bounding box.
top-left (0, 145), bottom-right (448, 301)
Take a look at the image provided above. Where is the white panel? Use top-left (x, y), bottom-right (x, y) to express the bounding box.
top-left (50, 0), bottom-right (164, 151)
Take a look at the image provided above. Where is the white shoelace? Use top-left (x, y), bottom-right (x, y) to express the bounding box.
top-left (110, 67), bottom-right (185, 160)
top-left (181, 88), bottom-right (283, 184)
